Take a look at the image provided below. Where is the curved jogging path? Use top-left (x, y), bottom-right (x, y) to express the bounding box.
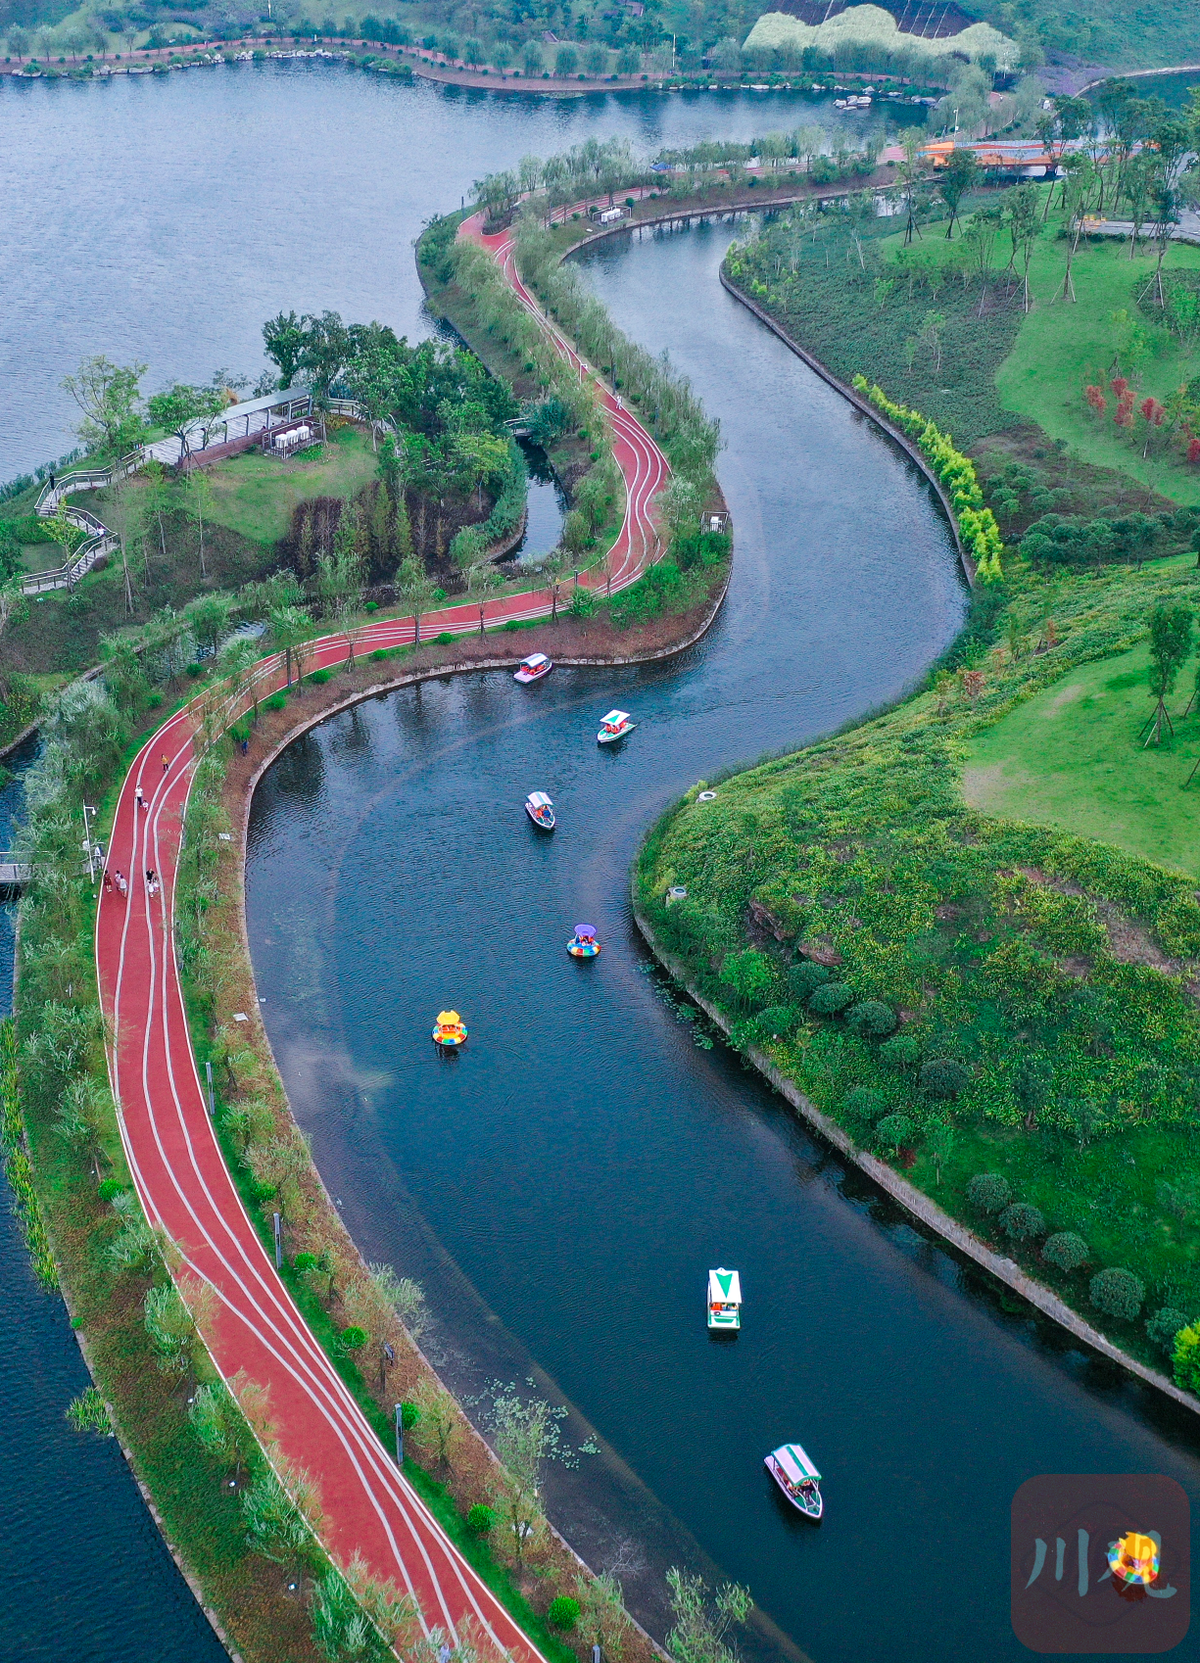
top-left (94, 223), bottom-right (668, 1647)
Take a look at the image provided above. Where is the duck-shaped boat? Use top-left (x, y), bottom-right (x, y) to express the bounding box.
top-left (567, 924), bottom-right (600, 958)
top-left (514, 653), bottom-right (553, 684)
top-left (432, 1010), bottom-right (468, 1048)
top-left (525, 791), bottom-right (556, 831)
top-left (597, 709), bottom-right (635, 745)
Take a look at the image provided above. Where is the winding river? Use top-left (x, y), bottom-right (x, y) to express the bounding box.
top-left (5, 62), bottom-right (1200, 1663)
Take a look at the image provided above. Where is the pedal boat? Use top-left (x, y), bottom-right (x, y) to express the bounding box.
top-left (707, 1268), bottom-right (742, 1331)
top-left (432, 1009), bottom-right (468, 1048)
top-left (525, 791), bottom-right (556, 831)
top-left (597, 709), bottom-right (635, 745)
top-left (765, 1444), bottom-right (823, 1520)
top-left (567, 924), bottom-right (601, 958)
top-left (514, 652), bottom-right (552, 684)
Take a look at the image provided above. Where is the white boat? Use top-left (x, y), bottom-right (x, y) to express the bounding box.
top-left (524, 791), bottom-right (556, 831)
top-left (514, 652), bottom-right (553, 684)
top-left (765, 1443), bottom-right (823, 1520)
top-left (707, 1268), bottom-right (741, 1331)
top-left (597, 709), bottom-right (636, 745)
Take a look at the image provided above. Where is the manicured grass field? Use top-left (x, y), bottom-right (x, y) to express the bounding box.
top-left (964, 634), bottom-right (1200, 876)
top-left (203, 427), bottom-right (378, 543)
top-left (994, 234), bottom-right (1200, 506)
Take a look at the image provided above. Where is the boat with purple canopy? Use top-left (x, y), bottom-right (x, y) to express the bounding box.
top-left (567, 924), bottom-right (601, 958)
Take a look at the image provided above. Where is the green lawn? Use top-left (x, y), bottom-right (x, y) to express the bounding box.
top-left (201, 428), bottom-right (379, 544)
top-left (994, 234), bottom-right (1200, 506)
top-left (964, 634), bottom-right (1200, 876)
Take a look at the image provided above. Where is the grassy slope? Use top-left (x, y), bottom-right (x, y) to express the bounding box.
top-left (995, 235), bottom-right (1200, 504)
top-left (964, 628), bottom-right (1200, 875)
top-left (638, 555), bottom-right (1200, 1366)
top-left (202, 427), bottom-right (379, 543)
top-left (959, 0), bottom-right (1199, 69)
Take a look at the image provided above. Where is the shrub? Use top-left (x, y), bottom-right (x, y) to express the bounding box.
top-left (846, 999), bottom-right (897, 1040)
top-left (1173, 1322), bottom-right (1200, 1392)
top-left (264, 693), bottom-right (287, 711)
top-left (1090, 1267), bottom-right (1145, 1322)
top-left (293, 1251), bottom-right (318, 1273)
top-left (1041, 1232), bottom-right (1089, 1273)
top-left (808, 982), bottom-right (853, 1016)
top-left (400, 1401), bottom-right (421, 1429)
top-left (435, 632), bottom-right (455, 645)
top-left (879, 1034), bottom-right (920, 1072)
top-left (185, 661), bottom-right (204, 678)
top-left (920, 1059), bottom-right (969, 1098)
top-left (1146, 1307), bottom-right (1189, 1357)
top-left (999, 1202), bottom-right (1045, 1242)
top-left (97, 1178), bottom-right (125, 1203)
top-left (873, 1112), bottom-right (913, 1153)
top-left (966, 1172), bottom-right (1011, 1214)
top-left (719, 949), bottom-right (776, 1009)
top-left (788, 960), bottom-right (830, 999)
top-left (756, 1004), bottom-right (801, 1039)
top-left (340, 1325), bottom-right (368, 1351)
top-left (548, 1596), bottom-right (580, 1631)
top-left (370, 648), bottom-right (389, 661)
top-left (468, 1503), bottom-right (495, 1534)
top-left (307, 667), bottom-right (333, 684)
top-left (841, 1087), bottom-right (885, 1124)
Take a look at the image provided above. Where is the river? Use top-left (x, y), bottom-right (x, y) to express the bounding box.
top-left (4, 61), bottom-right (1199, 1663)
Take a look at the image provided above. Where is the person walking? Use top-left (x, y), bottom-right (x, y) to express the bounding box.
top-left (135, 785), bottom-right (145, 811)
top-left (162, 752), bottom-right (170, 775)
top-left (115, 870), bottom-right (128, 897)
top-left (103, 869), bottom-right (114, 894)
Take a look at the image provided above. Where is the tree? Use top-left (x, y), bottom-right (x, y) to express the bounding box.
top-left (188, 1380), bottom-right (256, 1482)
top-left (1014, 1053), bottom-right (1053, 1131)
top-left (394, 556), bottom-right (436, 645)
top-left (54, 1076), bottom-right (111, 1183)
top-left (665, 1570), bottom-right (751, 1663)
top-left (148, 383), bottom-right (223, 466)
top-left (262, 311), bottom-right (308, 388)
top-left (139, 459), bottom-right (172, 577)
top-left (489, 1388), bottom-right (558, 1568)
top-left (938, 148), bottom-right (977, 239)
top-left (143, 1282), bottom-right (199, 1379)
top-left (1173, 1321), bottom-right (1200, 1393)
top-left (413, 1377), bottom-right (459, 1470)
top-left (521, 40), bottom-right (543, 76)
top-left (1001, 184), bottom-right (1041, 311)
top-left (269, 604), bottom-right (310, 687)
top-left (1142, 600), bottom-right (1192, 746)
top-left (616, 45), bottom-right (640, 76)
top-left (62, 355), bottom-right (147, 457)
top-left (185, 467), bottom-right (214, 580)
top-left (555, 44), bottom-right (578, 75)
top-left (1053, 155), bottom-right (1096, 303)
top-left (299, 310), bottom-right (350, 407)
top-left (898, 133), bottom-right (927, 248)
top-left (575, 1570), bottom-right (631, 1661)
top-left (584, 43), bottom-right (606, 76)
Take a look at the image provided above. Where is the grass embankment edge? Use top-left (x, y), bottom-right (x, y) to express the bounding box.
top-left (629, 877), bottom-right (1199, 1416)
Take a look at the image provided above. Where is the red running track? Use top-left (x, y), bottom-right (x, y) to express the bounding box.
top-left (94, 222), bottom-right (669, 1647)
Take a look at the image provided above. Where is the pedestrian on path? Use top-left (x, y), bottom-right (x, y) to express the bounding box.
top-left (115, 870), bottom-right (128, 897)
top-left (145, 869), bottom-right (159, 897)
top-left (162, 752), bottom-right (169, 774)
top-left (135, 786), bottom-right (145, 811)
top-left (103, 869), bottom-right (113, 894)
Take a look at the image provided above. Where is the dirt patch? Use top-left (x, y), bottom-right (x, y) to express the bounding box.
top-left (1046, 682), bottom-right (1084, 712)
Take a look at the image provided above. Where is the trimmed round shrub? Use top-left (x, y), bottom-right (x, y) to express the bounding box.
top-left (788, 959), bottom-right (831, 999)
top-left (842, 1087), bottom-right (885, 1124)
top-left (756, 1004), bottom-right (801, 1039)
top-left (808, 982), bottom-right (853, 1017)
top-left (1146, 1307), bottom-right (1189, 1357)
top-left (340, 1325), bottom-right (368, 1351)
top-left (846, 1000), bottom-right (898, 1040)
top-left (999, 1202), bottom-right (1045, 1242)
top-left (1041, 1232), bottom-right (1090, 1274)
top-left (1090, 1266), bottom-right (1145, 1322)
top-left (400, 1401), bottom-right (421, 1429)
top-left (293, 1251), bottom-right (318, 1273)
top-left (97, 1178), bottom-right (125, 1203)
top-left (873, 1112), bottom-right (913, 1153)
top-left (879, 1034), bottom-right (920, 1072)
top-left (548, 1596), bottom-right (580, 1632)
top-left (966, 1172), bottom-right (1012, 1214)
top-left (468, 1503), bottom-right (495, 1535)
top-left (920, 1058), bottom-right (970, 1098)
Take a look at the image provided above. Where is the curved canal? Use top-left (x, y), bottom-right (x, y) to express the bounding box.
top-left (244, 215), bottom-right (1200, 1663)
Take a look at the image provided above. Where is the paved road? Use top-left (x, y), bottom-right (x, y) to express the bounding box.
top-left (94, 225), bottom-right (669, 1645)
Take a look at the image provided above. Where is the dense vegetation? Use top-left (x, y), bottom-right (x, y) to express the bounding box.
top-left (639, 548), bottom-right (1200, 1373)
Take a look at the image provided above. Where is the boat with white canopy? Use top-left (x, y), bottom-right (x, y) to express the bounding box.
top-left (765, 1443), bottom-right (823, 1520)
top-left (514, 653), bottom-right (552, 684)
top-left (707, 1268), bottom-right (742, 1331)
top-left (597, 709), bottom-right (635, 745)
